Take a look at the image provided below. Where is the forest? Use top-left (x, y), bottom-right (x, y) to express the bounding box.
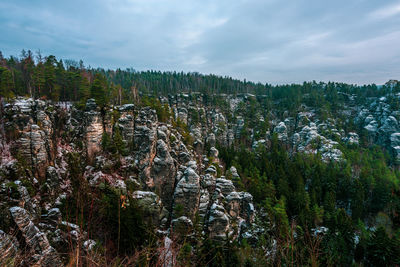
top-left (1, 50), bottom-right (400, 106)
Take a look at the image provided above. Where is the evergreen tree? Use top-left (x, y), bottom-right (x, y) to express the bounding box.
top-left (0, 67), bottom-right (15, 98)
top-left (366, 227), bottom-right (400, 266)
top-left (351, 179), bottom-right (365, 221)
top-left (33, 62), bottom-right (45, 98)
top-left (91, 73), bottom-right (108, 108)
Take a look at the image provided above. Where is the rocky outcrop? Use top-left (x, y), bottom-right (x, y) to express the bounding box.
top-left (176, 107), bottom-right (188, 124)
top-left (84, 99), bottom-right (104, 159)
top-left (0, 230), bottom-right (19, 265)
top-left (227, 166), bottom-right (241, 182)
top-left (204, 176), bottom-right (255, 241)
top-left (378, 116), bottom-right (398, 144)
top-left (274, 121), bottom-right (288, 142)
top-left (172, 165), bottom-right (201, 221)
top-left (3, 98), bottom-right (55, 178)
top-left (1, 97), bottom-right (257, 246)
top-left (4, 98), bottom-right (61, 178)
top-left (391, 133), bottom-right (400, 163)
top-left (132, 191), bottom-right (167, 227)
top-left (150, 137), bottom-right (176, 210)
top-left (355, 98), bottom-right (400, 151)
top-left (117, 104), bottom-right (135, 145)
top-left (43, 166), bottom-right (62, 201)
top-left (344, 132), bottom-right (359, 145)
top-left (12, 91), bottom-right (400, 260)
top-left (208, 202), bottom-right (230, 240)
top-left (198, 189), bottom-right (210, 223)
top-left (171, 216), bottom-right (193, 237)
top-left (216, 178), bottom-right (235, 196)
top-left (18, 124), bottom-right (49, 177)
top-left (9, 206), bottom-right (62, 266)
top-left (134, 107), bottom-right (158, 186)
top-left (293, 123), bottom-right (343, 162)
top-left (14, 180), bottom-right (37, 217)
top-left (209, 147), bottom-right (219, 158)
top-left (226, 192), bottom-right (254, 222)
top-left (235, 117), bottom-right (245, 139)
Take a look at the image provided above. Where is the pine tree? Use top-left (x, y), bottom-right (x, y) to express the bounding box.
top-left (21, 50), bottom-right (35, 97)
top-left (351, 179), bottom-right (364, 221)
top-left (113, 126), bottom-right (126, 155)
top-left (0, 67), bottom-right (15, 99)
top-left (33, 62), bottom-right (45, 98)
top-left (366, 227), bottom-right (400, 266)
top-left (44, 55), bottom-right (57, 100)
top-left (79, 72), bottom-right (90, 103)
top-left (91, 73), bottom-right (108, 108)
top-left (273, 197), bottom-right (289, 238)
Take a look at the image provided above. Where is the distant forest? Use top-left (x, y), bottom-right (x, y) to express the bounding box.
top-left (1, 50), bottom-right (399, 108)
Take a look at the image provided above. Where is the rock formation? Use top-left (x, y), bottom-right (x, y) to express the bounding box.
top-left (1, 91), bottom-right (400, 264)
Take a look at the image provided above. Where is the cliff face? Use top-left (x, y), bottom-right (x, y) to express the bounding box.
top-left (4, 99), bottom-right (54, 178)
top-left (0, 97), bottom-right (255, 265)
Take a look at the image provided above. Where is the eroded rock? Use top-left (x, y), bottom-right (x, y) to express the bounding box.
top-left (9, 206), bottom-right (62, 266)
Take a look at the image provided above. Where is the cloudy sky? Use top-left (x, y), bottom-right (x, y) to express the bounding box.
top-left (1, 0), bottom-right (400, 85)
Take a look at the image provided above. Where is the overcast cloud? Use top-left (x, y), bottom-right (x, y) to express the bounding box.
top-left (1, 0), bottom-right (400, 84)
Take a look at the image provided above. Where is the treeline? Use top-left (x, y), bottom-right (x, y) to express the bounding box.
top-left (0, 51), bottom-right (132, 106)
top-left (1, 51), bottom-right (400, 110)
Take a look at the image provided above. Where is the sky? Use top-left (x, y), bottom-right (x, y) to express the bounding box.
top-left (1, 0), bottom-right (400, 85)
